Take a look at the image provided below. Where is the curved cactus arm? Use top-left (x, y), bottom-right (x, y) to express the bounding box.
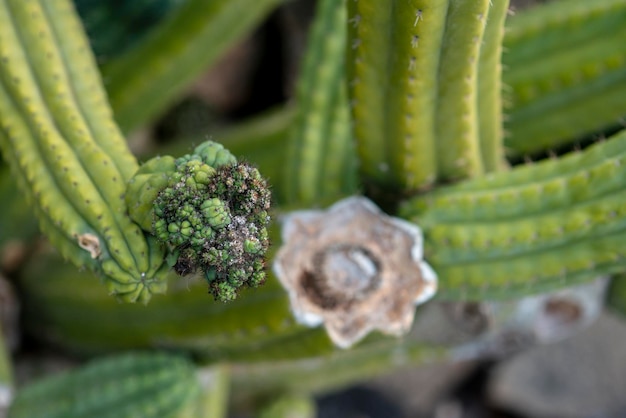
top-left (401, 129), bottom-right (626, 300)
top-left (503, 0), bottom-right (626, 156)
top-left (477, 0), bottom-right (510, 172)
top-left (7, 352), bottom-right (202, 418)
top-left (284, 0), bottom-right (358, 206)
top-left (101, 0), bottom-right (283, 133)
top-left (347, 0), bottom-right (446, 191)
top-left (0, 0), bottom-right (167, 302)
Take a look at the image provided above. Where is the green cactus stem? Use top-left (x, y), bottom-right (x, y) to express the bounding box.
top-left (434, 0), bottom-right (492, 181)
top-left (347, 0), bottom-right (509, 191)
top-left (7, 352), bottom-right (201, 418)
top-left (0, 0), bottom-right (167, 303)
top-left (284, 0), bottom-right (358, 206)
top-left (127, 141), bottom-right (271, 302)
top-left (503, 0), bottom-right (626, 157)
top-left (401, 129), bottom-right (626, 300)
top-left (347, 0), bottom-right (443, 190)
top-left (101, 0), bottom-right (283, 132)
top-left (477, 0), bottom-right (510, 172)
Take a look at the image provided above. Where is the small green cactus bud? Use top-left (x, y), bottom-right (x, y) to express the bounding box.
top-left (193, 141), bottom-right (237, 168)
top-left (201, 198), bottom-right (231, 229)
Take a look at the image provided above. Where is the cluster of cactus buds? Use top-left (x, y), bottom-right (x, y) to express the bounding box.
top-left (127, 141), bottom-right (271, 302)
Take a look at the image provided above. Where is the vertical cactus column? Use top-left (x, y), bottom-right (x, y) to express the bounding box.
top-left (347, 0), bottom-right (510, 192)
top-left (347, 0), bottom-right (444, 191)
top-left (284, 0), bottom-right (358, 207)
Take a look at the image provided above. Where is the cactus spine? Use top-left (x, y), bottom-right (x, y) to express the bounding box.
top-left (0, 0), bottom-right (167, 302)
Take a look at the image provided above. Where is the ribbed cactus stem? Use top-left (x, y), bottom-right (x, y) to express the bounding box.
top-left (0, 0), bottom-right (167, 303)
top-left (7, 352), bottom-right (202, 418)
top-left (347, 0), bottom-right (446, 191)
top-left (434, 0), bottom-right (490, 180)
top-left (477, 0), bottom-right (510, 172)
top-left (284, 0), bottom-right (358, 206)
top-left (401, 129), bottom-right (626, 299)
top-left (503, 0), bottom-right (626, 156)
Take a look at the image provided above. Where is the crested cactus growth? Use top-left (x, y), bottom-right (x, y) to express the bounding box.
top-left (127, 141), bottom-right (271, 302)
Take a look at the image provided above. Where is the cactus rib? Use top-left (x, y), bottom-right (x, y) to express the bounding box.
top-left (401, 129), bottom-right (626, 300)
top-left (477, 0), bottom-right (509, 172)
top-left (40, 0), bottom-right (139, 179)
top-left (0, 0), bottom-right (166, 302)
top-left (435, 0), bottom-right (490, 180)
top-left (347, 0), bottom-right (447, 190)
top-left (503, 0), bottom-right (626, 156)
top-left (284, 0), bottom-right (358, 206)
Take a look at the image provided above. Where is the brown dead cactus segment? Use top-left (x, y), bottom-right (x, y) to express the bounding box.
top-left (274, 196), bottom-right (438, 349)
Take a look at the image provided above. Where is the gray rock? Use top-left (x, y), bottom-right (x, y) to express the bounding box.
top-left (489, 312), bottom-right (626, 418)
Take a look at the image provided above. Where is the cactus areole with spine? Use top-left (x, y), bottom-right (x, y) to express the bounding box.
top-left (274, 197), bottom-right (438, 348)
top-left (126, 141), bottom-right (271, 302)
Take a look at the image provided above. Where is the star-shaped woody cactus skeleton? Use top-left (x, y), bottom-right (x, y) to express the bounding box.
top-left (274, 197), bottom-right (438, 348)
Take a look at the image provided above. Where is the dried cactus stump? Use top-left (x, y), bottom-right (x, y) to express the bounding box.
top-left (274, 196), bottom-right (437, 348)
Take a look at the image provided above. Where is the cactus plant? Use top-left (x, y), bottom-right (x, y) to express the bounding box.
top-left (1, 0), bottom-right (626, 415)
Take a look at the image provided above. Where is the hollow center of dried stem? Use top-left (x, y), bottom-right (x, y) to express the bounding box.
top-left (302, 244), bottom-right (382, 310)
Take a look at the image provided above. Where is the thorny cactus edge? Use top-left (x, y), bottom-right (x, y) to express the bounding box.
top-left (126, 141), bottom-right (271, 302)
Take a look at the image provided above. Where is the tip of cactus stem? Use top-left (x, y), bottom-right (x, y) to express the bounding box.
top-left (142, 140), bottom-right (271, 302)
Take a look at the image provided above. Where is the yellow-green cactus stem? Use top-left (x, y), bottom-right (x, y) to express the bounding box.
top-left (347, 0), bottom-right (508, 190)
top-left (347, 0), bottom-right (444, 190)
top-left (503, 0), bottom-right (626, 156)
top-left (401, 129), bottom-right (626, 300)
top-left (0, 0), bottom-right (167, 302)
top-left (434, 0), bottom-right (491, 181)
top-left (477, 0), bottom-right (510, 172)
top-left (284, 0), bottom-right (358, 206)
top-left (7, 352), bottom-right (201, 418)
